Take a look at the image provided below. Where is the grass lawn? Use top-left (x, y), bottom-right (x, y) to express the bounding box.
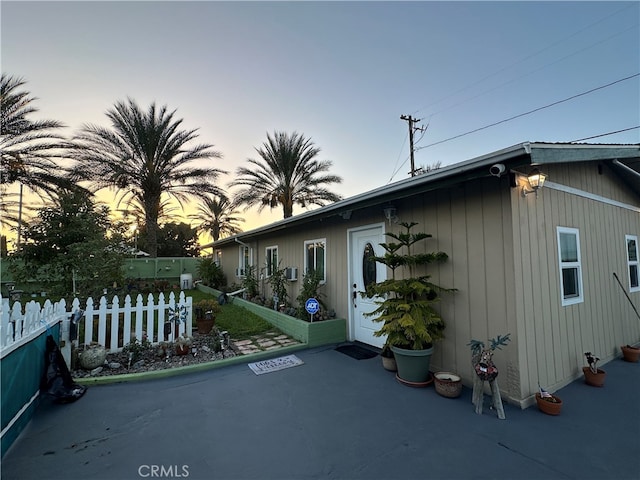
top-left (188, 289), bottom-right (277, 339)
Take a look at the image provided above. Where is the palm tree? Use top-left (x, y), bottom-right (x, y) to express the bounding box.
top-left (230, 131), bottom-right (343, 218)
top-left (0, 74), bottom-right (72, 242)
top-left (69, 98), bottom-right (226, 257)
top-left (189, 193), bottom-right (244, 242)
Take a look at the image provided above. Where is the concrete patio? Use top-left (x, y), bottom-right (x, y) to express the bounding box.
top-left (2, 344), bottom-right (639, 480)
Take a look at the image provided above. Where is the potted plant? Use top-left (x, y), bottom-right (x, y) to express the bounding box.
top-left (621, 344), bottom-right (640, 363)
top-left (363, 221), bottom-right (453, 386)
top-left (175, 334), bottom-right (192, 356)
top-left (583, 352), bottom-right (606, 387)
top-left (380, 343), bottom-right (397, 372)
top-left (434, 371), bottom-right (463, 398)
top-left (535, 384), bottom-right (562, 415)
top-left (193, 298), bottom-right (220, 334)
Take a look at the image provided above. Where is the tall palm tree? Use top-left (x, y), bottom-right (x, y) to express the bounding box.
top-left (230, 131), bottom-right (343, 218)
top-left (0, 74), bottom-right (72, 241)
top-left (69, 98), bottom-right (225, 257)
top-left (189, 193), bottom-right (244, 242)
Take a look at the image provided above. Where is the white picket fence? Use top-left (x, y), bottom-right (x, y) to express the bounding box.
top-left (0, 292), bottom-right (193, 356)
top-left (0, 298), bottom-right (68, 358)
top-left (72, 291), bottom-right (193, 352)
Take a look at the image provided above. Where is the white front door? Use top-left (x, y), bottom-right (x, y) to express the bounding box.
top-left (349, 224), bottom-right (387, 348)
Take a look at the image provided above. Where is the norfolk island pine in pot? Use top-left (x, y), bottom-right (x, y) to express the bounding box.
top-left (363, 222), bottom-right (455, 386)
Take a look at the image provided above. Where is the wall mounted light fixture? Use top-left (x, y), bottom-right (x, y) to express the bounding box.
top-left (383, 205), bottom-right (399, 224)
top-left (522, 168), bottom-right (547, 197)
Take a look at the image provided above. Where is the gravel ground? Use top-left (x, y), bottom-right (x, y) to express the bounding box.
top-left (70, 333), bottom-right (239, 378)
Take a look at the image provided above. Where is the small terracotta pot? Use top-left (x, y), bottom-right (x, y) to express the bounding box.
top-left (582, 366), bottom-right (606, 387)
top-left (535, 393), bottom-right (562, 415)
top-left (621, 345), bottom-right (640, 363)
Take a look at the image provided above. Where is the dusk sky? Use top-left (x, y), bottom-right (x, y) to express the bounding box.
top-left (2, 1), bottom-right (639, 240)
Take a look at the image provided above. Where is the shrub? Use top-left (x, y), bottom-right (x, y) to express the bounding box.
top-left (197, 257), bottom-right (225, 288)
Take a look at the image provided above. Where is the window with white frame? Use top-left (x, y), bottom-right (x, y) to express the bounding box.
top-left (304, 238), bottom-right (326, 283)
top-left (557, 227), bottom-right (584, 306)
top-left (265, 246), bottom-right (278, 277)
top-left (237, 245), bottom-right (252, 277)
top-left (626, 235), bottom-right (639, 292)
top-left (213, 249), bottom-right (222, 266)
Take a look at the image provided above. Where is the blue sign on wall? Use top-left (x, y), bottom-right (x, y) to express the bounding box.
top-left (305, 298), bottom-right (320, 315)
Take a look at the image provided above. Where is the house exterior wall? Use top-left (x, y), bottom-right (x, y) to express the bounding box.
top-left (511, 161), bottom-right (640, 405)
top-left (213, 155), bottom-right (639, 407)
top-left (386, 176), bottom-right (519, 401)
top-left (218, 210), bottom-right (382, 317)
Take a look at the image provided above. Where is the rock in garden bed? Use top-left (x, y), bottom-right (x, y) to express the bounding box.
top-left (71, 333), bottom-right (239, 378)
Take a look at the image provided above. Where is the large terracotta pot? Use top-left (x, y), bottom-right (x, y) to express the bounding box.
top-left (582, 366), bottom-right (606, 387)
top-left (535, 393), bottom-right (563, 415)
top-left (621, 345), bottom-right (640, 363)
top-left (197, 318), bottom-right (215, 335)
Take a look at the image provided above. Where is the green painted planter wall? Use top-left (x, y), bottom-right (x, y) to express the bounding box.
top-left (198, 285), bottom-right (346, 347)
top-left (1, 323), bottom-right (60, 457)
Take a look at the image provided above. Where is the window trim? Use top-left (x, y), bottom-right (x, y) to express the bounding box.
top-left (557, 226), bottom-right (584, 306)
top-left (265, 245), bottom-right (278, 277)
top-left (626, 235), bottom-right (640, 293)
top-left (237, 245), bottom-right (253, 278)
top-left (304, 238), bottom-right (327, 284)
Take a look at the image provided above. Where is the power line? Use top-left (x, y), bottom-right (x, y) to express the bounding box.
top-left (412, 4), bottom-right (637, 118)
top-left (569, 126), bottom-right (640, 143)
top-left (387, 135), bottom-right (409, 184)
top-left (419, 24), bottom-right (638, 122)
top-left (415, 73), bottom-right (640, 151)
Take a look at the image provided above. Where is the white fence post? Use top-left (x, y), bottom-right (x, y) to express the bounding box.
top-left (60, 311), bottom-right (71, 367)
top-left (73, 293), bottom-right (193, 353)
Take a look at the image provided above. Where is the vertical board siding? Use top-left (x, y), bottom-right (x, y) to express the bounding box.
top-left (512, 161), bottom-right (640, 400)
top-left (213, 159), bottom-right (638, 406)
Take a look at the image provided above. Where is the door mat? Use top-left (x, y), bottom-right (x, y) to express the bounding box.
top-left (248, 355), bottom-right (304, 375)
top-left (335, 344), bottom-right (378, 360)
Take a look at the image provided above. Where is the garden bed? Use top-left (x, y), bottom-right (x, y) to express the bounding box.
top-left (199, 285), bottom-right (347, 347)
top-left (71, 331), bottom-right (239, 379)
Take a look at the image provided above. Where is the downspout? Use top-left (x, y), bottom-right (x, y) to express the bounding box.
top-left (234, 238), bottom-right (251, 248)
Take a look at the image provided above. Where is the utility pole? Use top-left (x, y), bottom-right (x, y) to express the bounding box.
top-left (400, 114), bottom-right (425, 177)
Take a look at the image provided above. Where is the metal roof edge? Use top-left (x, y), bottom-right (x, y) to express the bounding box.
top-left (204, 142), bottom-right (532, 248)
top-left (204, 142), bottom-right (640, 249)
top-left (529, 142), bottom-right (640, 165)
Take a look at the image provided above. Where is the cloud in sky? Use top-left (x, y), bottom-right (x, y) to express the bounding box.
top-left (2, 0), bottom-right (638, 234)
